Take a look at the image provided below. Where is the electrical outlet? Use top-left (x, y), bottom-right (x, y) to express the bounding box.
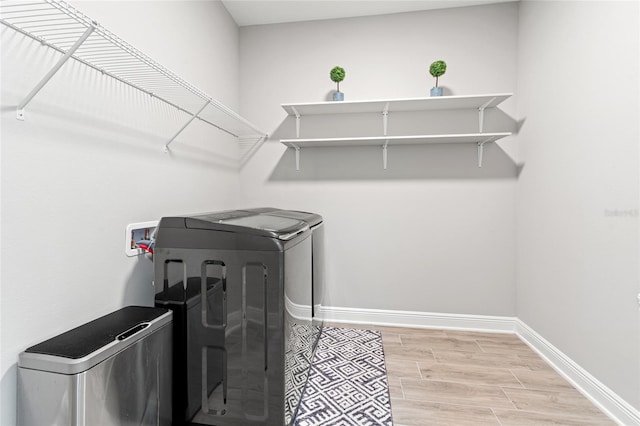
top-left (125, 221), bottom-right (158, 257)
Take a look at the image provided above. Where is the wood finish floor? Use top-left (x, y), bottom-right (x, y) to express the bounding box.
top-left (327, 323), bottom-right (614, 425)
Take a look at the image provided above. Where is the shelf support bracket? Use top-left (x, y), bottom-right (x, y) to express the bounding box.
top-left (294, 146), bottom-right (301, 171)
top-left (477, 137), bottom-right (493, 167)
top-left (17, 23), bottom-right (96, 120)
top-left (164, 99), bottom-right (211, 152)
top-left (382, 141), bottom-right (389, 170)
top-left (477, 96), bottom-right (496, 133)
top-left (292, 106), bottom-right (301, 138)
top-left (382, 102), bottom-right (390, 135)
top-left (291, 106), bottom-right (301, 169)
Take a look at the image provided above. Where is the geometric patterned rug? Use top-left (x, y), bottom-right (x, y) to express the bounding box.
top-left (285, 322), bottom-right (317, 424)
top-left (293, 327), bottom-right (394, 425)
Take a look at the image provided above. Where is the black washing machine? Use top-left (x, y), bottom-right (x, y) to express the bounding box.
top-left (245, 209), bottom-right (325, 349)
top-left (154, 210), bottom-right (313, 425)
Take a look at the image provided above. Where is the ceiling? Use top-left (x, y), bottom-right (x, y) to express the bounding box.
top-left (221, 0), bottom-right (515, 27)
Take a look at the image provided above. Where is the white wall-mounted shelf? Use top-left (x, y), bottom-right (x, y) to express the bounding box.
top-left (281, 133), bottom-right (511, 148)
top-left (280, 94), bottom-right (513, 169)
top-left (282, 94), bottom-right (511, 116)
top-left (282, 133), bottom-right (511, 169)
top-left (0, 0), bottom-right (268, 163)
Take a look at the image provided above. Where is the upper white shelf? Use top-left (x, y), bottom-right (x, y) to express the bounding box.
top-left (0, 0), bottom-right (267, 162)
top-left (281, 93), bottom-right (512, 116)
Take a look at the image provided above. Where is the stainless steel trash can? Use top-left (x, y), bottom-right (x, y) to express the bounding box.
top-left (17, 306), bottom-right (173, 426)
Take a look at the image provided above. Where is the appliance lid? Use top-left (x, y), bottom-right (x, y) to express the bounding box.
top-left (192, 209), bottom-right (254, 222)
top-left (263, 210), bottom-right (323, 228)
top-left (184, 213), bottom-right (309, 241)
top-left (221, 214), bottom-right (302, 231)
top-left (220, 215), bottom-right (309, 240)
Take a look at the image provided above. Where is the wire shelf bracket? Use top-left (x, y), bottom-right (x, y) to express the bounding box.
top-left (164, 99), bottom-right (211, 153)
top-left (16, 23), bottom-right (95, 120)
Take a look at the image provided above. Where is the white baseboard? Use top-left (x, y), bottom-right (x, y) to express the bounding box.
top-left (320, 305), bottom-right (640, 426)
top-left (515, 319), bottom-right (640, 426)
top-left (320, 305), bottom-right (517, 333)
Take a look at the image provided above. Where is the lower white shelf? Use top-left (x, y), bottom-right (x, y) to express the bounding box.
top-left (280, 132), bottom-right (511, 169)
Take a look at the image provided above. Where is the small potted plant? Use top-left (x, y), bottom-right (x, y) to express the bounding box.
top-left (429, 60), bottom-right (446, 96)
top-left (330, 66), bottom-right (346, 101)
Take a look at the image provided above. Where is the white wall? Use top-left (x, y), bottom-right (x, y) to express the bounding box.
top-left (238, 3), bottom-right (519, 315)
top-left (0, 2), bottom-right (241, 424)
top-left (516, 0), bottom-right (640, 410)
top-left (4, 0), bottom-right (638, 422)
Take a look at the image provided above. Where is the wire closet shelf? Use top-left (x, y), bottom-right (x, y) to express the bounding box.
top-left (0, 0), bottom-right (268, 161)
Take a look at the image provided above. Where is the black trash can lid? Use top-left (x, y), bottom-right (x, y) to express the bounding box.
top-left (19, 306), bottom-right (172, 375)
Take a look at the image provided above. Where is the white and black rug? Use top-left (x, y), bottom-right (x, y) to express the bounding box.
top-left (294, 327), bottom-right (393, 426)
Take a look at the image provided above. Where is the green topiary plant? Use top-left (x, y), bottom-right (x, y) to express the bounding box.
top-left (330, 66), bottom-right (346, 92)
top-left (429, 60), bottom-right (447, 87)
